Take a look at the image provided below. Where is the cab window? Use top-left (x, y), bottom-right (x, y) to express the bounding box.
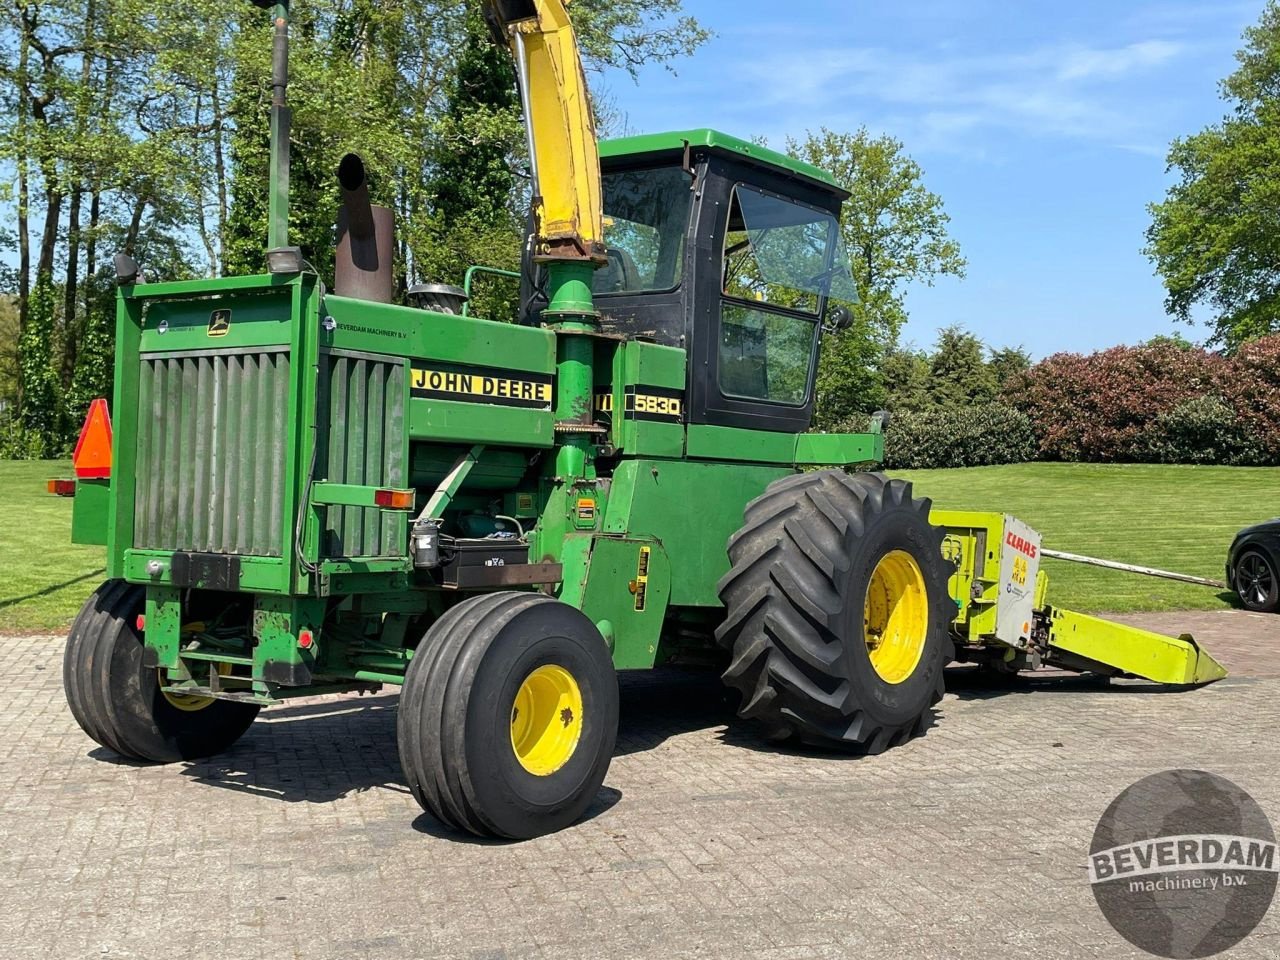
top-left (719, 304), bottom-right (816, 405)
top-left (721, 185), bottom-right (856, 312)
top-left (718, 186), bottom-right (851, 405)
top-left (593, 166), bottom-right (693, 295)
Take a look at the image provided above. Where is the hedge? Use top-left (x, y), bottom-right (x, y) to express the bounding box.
top-left (1001, 335), bottom-right (1280, 465)
top-left (847, 404), bottom-right (1037, 470)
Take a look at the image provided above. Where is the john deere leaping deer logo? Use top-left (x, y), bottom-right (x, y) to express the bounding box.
top-left (208, 309), bottom-right (231, 338)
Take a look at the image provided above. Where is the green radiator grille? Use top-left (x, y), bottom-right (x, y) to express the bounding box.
top-left (317, 350), bottom-right (408, 559)
top-left (134, 348), bottom-right (290, 556)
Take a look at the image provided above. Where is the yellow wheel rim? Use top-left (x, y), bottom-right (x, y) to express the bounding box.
top-left (510, 664), bottom-right (583, 776)
top-left (160, 661), bottom-right (231, 712)
top-left (863, 550), bottom-right (929, 685)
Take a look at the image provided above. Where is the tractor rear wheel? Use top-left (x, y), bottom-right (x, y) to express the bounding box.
top-left (63, 581), bottom-right (259, 762)
top-left (716, 471), bottom-right (951, 751)
top-left (397, 592), bottom-right (618, 839)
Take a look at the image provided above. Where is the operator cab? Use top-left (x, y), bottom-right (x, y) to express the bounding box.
top-left (586, 129), bottom-right (856, 433)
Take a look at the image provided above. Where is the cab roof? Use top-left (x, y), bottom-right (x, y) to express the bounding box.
top-left (598, 128), bottom-right (849, 199)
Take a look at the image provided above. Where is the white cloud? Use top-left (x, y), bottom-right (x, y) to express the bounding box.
top-left (1056, 39), bottom-right (1184, 81)
top-left (732, 36), bottom-right (1191, 154)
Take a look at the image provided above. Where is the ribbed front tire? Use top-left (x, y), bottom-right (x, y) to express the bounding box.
top-left (397, 592), bottom-right (619, 840)
top-left (715, 471), bottom-right (951, 751)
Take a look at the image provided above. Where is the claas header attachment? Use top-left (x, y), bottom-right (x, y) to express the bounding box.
top-left (52, 0), bottom-right (1225, 839)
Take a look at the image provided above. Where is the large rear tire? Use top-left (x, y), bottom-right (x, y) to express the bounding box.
top-left (716, 471), bottom-right (951, 751)
top-left (397, 592), bottom-right (619, 839)
top-left (63, 581), bottom-right (259, 762)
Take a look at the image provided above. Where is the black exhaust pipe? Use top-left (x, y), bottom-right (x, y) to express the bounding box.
top-left (335, 152), bottom-right (395, 303)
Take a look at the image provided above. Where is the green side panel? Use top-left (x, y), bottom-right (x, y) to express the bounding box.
top-left (410, 446), bottom-right (528, 490)
top-left (106, 294), bottom-right (143, 581)
top-left (604, 459), bottom-right (793, 606)
top-left (321, 296), bottom-right (555, 374)
top-left (599, 128), bottom-right (846, 196)
top-left (625, 340), bottom-right (686, 389)
top-left (134, 347), bottom-right (290, 557)
top-left (316, 350), bottom-right (408, 559)
top-left (794, 431), bottom-right (882, 466)
top-left (409, 397), bottom-right (555, 447)
top-left (579, 537), bottom-right (671, 670)
top-left (1046, 607), bottom-right (1228, 685)
top-left (71, 478), bottom-right (109, 545)
top-left (624, 419), bottom-right (684, 459)
top-left (138, 290), bottom-right (293, 353)
top-left (619, 341), bottom-right (686, 458)
top-left (685, 424), bottom-right (797, 464)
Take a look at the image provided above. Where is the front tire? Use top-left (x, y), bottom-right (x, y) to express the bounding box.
top-left (397, 592), bottom-right (619, 839)
top-left (716, 471), bottom-right (951, 751)
top-left (63, 581), bottom-right (259, 762)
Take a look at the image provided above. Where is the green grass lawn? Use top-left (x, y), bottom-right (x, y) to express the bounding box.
top-left (0, 461), bottom-right (106, 634)
top-left (894, 462), bottom-right (1276, 613)
top-left (0, 460), bottom-right (1271, 632)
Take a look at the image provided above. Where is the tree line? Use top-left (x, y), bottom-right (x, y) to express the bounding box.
top-left (0, 0), bottom-right (709, 455)
top-left (4, 0), bottom-right (1278, 461)
top-left (864, 331), bottom-right (1280, 469)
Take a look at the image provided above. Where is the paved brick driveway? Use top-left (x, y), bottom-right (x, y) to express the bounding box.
top-left (1, 612), bottom-right (1278, 960)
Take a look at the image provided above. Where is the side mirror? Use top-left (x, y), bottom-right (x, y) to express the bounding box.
top-left (823, 304), bottom-right (853, 334)
top-left (870, 410), bottom-right (892, 434)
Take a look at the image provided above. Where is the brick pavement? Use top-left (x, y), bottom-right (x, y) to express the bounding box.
top-left (1, 612), bottom-right (1278, 960)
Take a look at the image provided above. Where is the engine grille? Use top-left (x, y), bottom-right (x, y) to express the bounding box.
top-left (317, 350), bottom-right (408, 559)
top-left (134, 348), bottom-right (290, 556)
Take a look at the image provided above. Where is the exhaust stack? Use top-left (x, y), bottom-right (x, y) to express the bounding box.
top-left (334, 153), bottom-right (395, 303)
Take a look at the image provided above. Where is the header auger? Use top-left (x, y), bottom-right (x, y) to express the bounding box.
top-left (54, 0), bottom-right (1224, 839)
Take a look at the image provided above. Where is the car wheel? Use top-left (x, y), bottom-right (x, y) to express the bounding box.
top-left (1234, 548), bottom-right (1280, 613)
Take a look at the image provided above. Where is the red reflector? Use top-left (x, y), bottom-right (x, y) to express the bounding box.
top-left (374, 489), bottom-right (414, 509)
top-left (47, 478), bottom-right (76, 497)
top-left (298, 629), bottom-right (314, 650)
top-left (73, 398), bottom-right (113, 479)
top-left (135, 615), bottom-right (146, 632)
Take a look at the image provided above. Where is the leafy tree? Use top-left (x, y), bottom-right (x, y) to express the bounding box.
top-left (413, 8), bottom-right (525, 320)
top-left (787, 128), bottom-right (964, 426)
top-left (1146, 0), bottom-right (1280, 350)
top-left (988, 344), bottom-right (1032, 391)
top-left (879, 347), bottom-right (933, 414)
top-left (788, 128), bottom-right (965, 341)
top-left (1142, 332), bottom-right (1196, 350)
top-left (814, 321), bottom-right (884, 426)
top-left (0, 295), bottom-right (18, 406)
top-left (929, 324), bottom-right (996, 407)
top-left (0, 0), bottom-right (708, 455)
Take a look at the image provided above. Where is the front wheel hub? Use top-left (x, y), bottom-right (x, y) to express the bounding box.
top-left (510, 664), bottom-right (584, 776)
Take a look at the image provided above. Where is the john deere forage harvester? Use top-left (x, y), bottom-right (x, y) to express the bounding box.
top-left (55, 0), bottom-right (1225, 839)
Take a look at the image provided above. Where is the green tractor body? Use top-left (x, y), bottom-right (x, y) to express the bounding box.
top-left (75, 128), bottom-right (877, 689)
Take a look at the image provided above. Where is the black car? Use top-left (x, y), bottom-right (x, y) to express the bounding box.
top-left (1227, 520), bottom-right (1280, 612)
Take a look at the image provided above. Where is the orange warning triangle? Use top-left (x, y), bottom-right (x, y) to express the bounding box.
top-left (73, 398), bottom-right (113, 479)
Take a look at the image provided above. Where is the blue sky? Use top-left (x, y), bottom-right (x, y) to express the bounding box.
top-left (598, 0), bottom-right (1264, 358)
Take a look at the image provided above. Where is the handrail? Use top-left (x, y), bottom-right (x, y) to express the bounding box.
top-left (461, 265), bottom-right (521, 317)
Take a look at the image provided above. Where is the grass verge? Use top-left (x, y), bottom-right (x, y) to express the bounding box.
top-left (0, 461), bottom-right (106, 634)
top-left (894, 462), bottom-right (1272, 613)
top-left (0, 460), bottom-right (1269, 631)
